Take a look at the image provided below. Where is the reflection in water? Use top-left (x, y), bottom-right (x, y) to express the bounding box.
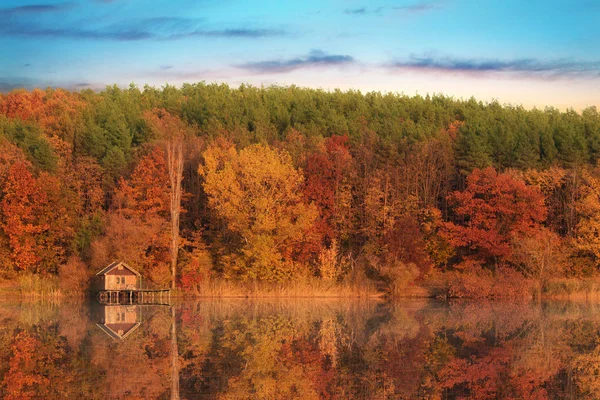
top-left (2, 300), bottom-right (600, 398)
top-left (96, 305), bottom-right (142, 340)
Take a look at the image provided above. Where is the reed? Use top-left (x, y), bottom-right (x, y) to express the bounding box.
top-left (184, 276), bottom-right (381, 298)
top-left (543, 278), bottom-right (600, 300)
top-left (17, 273), bottom-right (63, 299)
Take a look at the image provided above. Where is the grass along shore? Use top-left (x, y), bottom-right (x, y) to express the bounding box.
top-left (9, 272), bottom-right (600, 301)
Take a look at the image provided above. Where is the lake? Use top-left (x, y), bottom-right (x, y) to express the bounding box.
top-left (0, 299), bottom-right (598, 399)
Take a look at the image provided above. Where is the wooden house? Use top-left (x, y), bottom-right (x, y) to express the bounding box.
top-left (96, 305), bottom-right (141, 340)
top-left (96, 261), bottom-right (141, 291)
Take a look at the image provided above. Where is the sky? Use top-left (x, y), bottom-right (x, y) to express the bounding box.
top-left (0, 0), bottom-right (599, 109)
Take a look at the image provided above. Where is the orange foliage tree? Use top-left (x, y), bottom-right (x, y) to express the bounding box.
top-left (2, 328), bottom-right (72, 399)
top-left (94, 147), bottom-right (172, 285)
top-left (0, 161), bottom-right (76, 273)
top-left (117, 146), bottom-right (170, 218)
top-left (2, 331), bottom-right (49, 399)
top-left (0, 88), bottom-right (85, 142)
top-left (1, 162), bottom-right (48, 271)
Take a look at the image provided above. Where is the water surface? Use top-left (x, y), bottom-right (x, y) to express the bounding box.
top-left (0, 299), bottom-right (598, 399)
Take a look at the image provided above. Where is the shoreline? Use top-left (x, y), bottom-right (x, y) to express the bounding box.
top-left (6, 277), bottom-right (600, 301)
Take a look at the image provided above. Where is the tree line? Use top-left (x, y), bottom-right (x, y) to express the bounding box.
top-left (1, 83), bottom-right (600, 295)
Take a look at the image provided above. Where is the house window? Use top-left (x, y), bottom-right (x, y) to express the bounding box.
top-left (116, 277), bottom-right (121, 284)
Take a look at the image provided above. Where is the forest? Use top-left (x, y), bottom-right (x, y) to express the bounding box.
top-left (1, 83), bottom-right (600, 298)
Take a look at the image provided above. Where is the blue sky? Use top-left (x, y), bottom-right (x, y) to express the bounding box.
top-left (0, 0), bottom-right (599, 109)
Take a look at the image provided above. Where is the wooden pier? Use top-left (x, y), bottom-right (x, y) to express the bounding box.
top-left (98, 289), bottom-right (172, 305)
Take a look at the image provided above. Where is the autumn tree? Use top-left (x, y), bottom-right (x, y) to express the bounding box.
top-left (1, 162), bottom-right (47, 271)
top-left (519, 167), bottom-right (571, 235)
top-left (35, 172), bottom-right (76, 273)
top-left (93, 147), bottom-right (171, 285)
top-left (200, 141), bottom-right (317, 281)
top-left (2, 327), bottom-right (74, 399)
top-left (144, 109), bottom-right (188, 289)
top-left (444, 167), bottom-right (547, 266)
top-left (117, 146), bottom-right (170, 218)
top-left (304, 135), bottom-right (353, 245)
top-left (0, 161), bottom-right (76, 274)
top-left (511, 228), bottom-right (566, 291)
top-left (0, 88), bottom-right (86, 160)
top-left (573, 167), bottom-right (600, 268)
top-left (2, 331), bottom-right (50, 399)
top-left (403, 137), bottom-right (454, 209)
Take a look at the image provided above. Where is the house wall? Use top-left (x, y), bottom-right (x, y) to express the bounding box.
top-left (96, 263), bottom-right (140, 291)
top-left (104, 274), bottom-right (138, 290)
top-left (104, 305), bottom-right (139, 324)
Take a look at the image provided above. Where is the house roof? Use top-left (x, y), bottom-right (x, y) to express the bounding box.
top-left (96, 261), bottom-right (141, 276)
top-left (96, 322), bottom-right (141, 340)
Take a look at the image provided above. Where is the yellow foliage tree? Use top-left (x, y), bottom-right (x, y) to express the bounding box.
top-left (200, 141), bottom-right (317, 281)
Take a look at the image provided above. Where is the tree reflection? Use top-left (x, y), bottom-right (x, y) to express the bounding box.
top-left (3, 300), bottom-right (600, 398)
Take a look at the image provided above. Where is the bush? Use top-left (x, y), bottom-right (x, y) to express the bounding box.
top-left (447, 270), bottom-right (492, 299)
top-left (446, 262), bottom-right (533, 299)
top-left (59, 256), bottom-right (91, 295)
top-left (378, 260), bottom-right (420, 297)
top-left (181, 246), bottom-right (213, 293)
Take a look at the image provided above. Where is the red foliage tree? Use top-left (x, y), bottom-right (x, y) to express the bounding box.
top-left (385, 215), bottom-right (432, 275)
top-left (303, 135), bottom-right (353, 247)
top-left (443, 167), bottom-right (547, 264)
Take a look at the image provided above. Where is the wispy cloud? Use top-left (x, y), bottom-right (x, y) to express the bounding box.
top-left (392, 1), bottom-right (443, 13)
top-left (236, 50), bottom-right (355, 74)
top-left (0, 11), bottom-right (286, 41)
top-left (0, 3), bottom-right (75, 15)
top-left (198, 28), bottom-right (285, 38)
top-left (345, 1), bottom-right (442, 16)
top-left (389, 55), bottom-right (600, 79)
top-left (0, 24), bottom-right (151, 41)
top-left (344, 6), bottom-right (384, 15)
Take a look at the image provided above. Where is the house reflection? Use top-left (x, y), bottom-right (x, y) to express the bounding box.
top-left (96, 305), bottom-right (142, 340)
